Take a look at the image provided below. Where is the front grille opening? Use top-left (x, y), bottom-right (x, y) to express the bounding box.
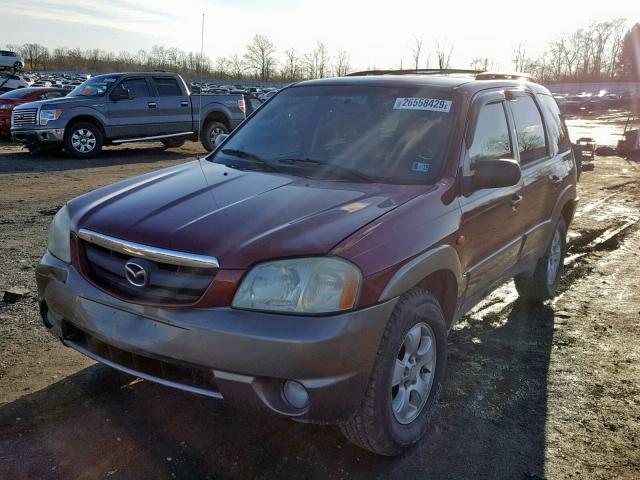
top-left (80, 241), bottom-right (216, 305)
top-left (62, 322), bottom-right (220, 394)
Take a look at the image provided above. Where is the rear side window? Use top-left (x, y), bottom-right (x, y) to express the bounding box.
top-left (537, 94), bottom-right (571, 153)
top-left (118, 78), bottom-right (151, 98)
top-left (468, 102), bottom-right (512, 165)
top-left (40, 91), bottom-right (65, 100)
top-left (510, 95), bottom-right (548, 164)
top-left (153, 77), bottom-right (182, 96)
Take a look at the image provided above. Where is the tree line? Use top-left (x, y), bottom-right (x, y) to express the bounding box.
top-left (5, 18), bottom-right (639, 84)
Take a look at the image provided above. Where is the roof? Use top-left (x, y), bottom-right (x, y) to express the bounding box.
top-left (294, 74), bottom-right (547, 95)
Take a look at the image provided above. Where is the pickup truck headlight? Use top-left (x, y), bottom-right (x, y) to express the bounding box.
top-left (47, 205), bottom-right (72, 263)
top-left (39, 108), bottom-right (62, 126)
top-left (232, 257), bottom-right (361, 314)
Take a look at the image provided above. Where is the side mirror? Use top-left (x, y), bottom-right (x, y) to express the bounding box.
top-left (110, 89), bottom-right (130, 101)
top-left (214, 133), bottom-right (229, 147)
top-left (467, 158), bottom-right (522, 192)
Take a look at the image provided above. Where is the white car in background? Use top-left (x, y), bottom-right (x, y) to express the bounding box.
top-left (0, 50), bottom-right (25, 70)
top-left (0, 72), bottom-right (33, 92)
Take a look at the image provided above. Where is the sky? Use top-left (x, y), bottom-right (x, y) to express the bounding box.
top-left (2, 0), bottom-right (637, 72)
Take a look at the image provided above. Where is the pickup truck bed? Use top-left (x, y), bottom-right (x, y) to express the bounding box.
top-left (10, 72), bottom-right (258, 158)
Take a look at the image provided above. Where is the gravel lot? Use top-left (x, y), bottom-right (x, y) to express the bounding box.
top-left (0, 120), bottom-right (639, 479)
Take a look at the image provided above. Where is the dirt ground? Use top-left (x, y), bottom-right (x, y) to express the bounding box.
top-left (0, 117), bottom-right (639, 479)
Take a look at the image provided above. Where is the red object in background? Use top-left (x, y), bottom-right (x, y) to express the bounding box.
top-left (0, 87), bottom-right (68, 135)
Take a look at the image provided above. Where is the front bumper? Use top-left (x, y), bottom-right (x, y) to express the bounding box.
top-left (11, 128), bottom-right (65, 145)
top-left (36, 252), bottom-right (397, 422)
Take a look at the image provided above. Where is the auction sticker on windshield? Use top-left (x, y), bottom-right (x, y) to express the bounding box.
top-left (393, 98), bottom-right (452, 112)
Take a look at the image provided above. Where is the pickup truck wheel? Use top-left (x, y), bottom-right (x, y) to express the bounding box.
top-left (515, 217), bottom-right (567, 302)
top-left (340, 289), bottom-right (447, 456)
top-left (201, 121), bottom-right (228, 151)
top-left (161, 137), bottom-right (186, 148)
top-left (64, 122), bottom-right (103, 159)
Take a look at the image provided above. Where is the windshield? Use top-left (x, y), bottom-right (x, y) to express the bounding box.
top-left (67, 75), bottom-right (120, 97)
top-left (209, 85), bottom-right (455, 184)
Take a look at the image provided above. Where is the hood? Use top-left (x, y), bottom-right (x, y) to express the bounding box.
top-left (69, 160), bottom-right (425, 269)
top-left (14, 95), bottom-right (98, 110)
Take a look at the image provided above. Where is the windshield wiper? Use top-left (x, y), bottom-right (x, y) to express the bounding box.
top-left (220, 149), bottom-right (279, 172)
top-left (276, 158), bottom-right (372, 182)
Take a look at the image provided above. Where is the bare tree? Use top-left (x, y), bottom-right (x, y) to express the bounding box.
top-left (333, 50), bottom-right (351, 76)
top-left (513, 42), bottom-right (527, 71)
top-left (410, 34), bottom-right (423, 70)
top-left (304, 41), bottom-right (330, 79)
top-left (244, 34), bottom-right (276, 81)
top-left (22, 43), bottom-right (48, 70)
top-left (435, 40), bottom-right (454, 69)
top-left (470, 57), bottom-right (495, 71)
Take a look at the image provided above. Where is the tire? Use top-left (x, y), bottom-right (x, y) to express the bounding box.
top-left (515, 217), bottom-right (567, 302)
top-left (161, 137), bottom-right (186, 148)
top-left (13, 61), bottom-right (24, 70)
top-left (340, 289), bottom-right (447, 456)
top-left (64, 121), bottom-right (103, 159)
top-left (201, 121), bottom-right (229, 151)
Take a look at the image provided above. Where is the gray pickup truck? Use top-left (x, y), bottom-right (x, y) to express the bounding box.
top-left (10, 72), bottom-right (255, 158)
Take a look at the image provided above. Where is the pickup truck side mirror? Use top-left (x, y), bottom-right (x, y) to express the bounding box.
top-left (110, 89), bottom-right (130, 101)
top-left (214, 134), bottom-right (229, 147)
top-left (467, 158), bottom-right (522, 192)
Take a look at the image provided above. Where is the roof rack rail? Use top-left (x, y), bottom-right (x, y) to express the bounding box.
top-left (475, 71), bottom-right (532, 81)
top-left (346, 68), bottom-right (481, 77)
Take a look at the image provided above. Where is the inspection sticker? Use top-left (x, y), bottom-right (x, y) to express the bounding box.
top-left (393, 98), bottom-right (452, 112)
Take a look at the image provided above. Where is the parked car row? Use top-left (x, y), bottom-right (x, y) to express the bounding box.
top-left (553, 91), bottom-right (639, 113)
top-left (7, 72), bottom-right (268, 157)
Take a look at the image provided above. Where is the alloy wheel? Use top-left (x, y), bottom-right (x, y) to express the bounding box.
top-left (71, 128), bottom-right (97, 153)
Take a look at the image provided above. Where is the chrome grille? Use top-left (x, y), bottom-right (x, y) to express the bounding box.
top-left (12, 108), bottom-right (37, 126)
top-left (78, 231), bottom-right (219, 305)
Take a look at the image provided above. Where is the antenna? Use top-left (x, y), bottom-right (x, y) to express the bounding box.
top-left (197, 13), bottom-right (205, 158)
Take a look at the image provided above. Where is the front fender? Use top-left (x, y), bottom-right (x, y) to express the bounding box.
top-left (379, 244), bottom-right (464, 302)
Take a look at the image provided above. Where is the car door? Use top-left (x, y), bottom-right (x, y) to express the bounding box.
top-left (150, 76), bottom-right (193, 135)
top-left (458, 90), bottom-right (525, 299)
top-left (106, 76), bottom-right (158, 139)
top-left (506, 90), bottom-right (568, 264)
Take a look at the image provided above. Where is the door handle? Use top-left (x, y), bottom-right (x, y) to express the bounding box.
top-left (180, 101), bottom-right (189, 107)
top-left (510, 193), bottom-right (523, 209)
top-left (550, 175), bottom-right (562, 185)
top-left (147, 102), bottom-right (157, 109)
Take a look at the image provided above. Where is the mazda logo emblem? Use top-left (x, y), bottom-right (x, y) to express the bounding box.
top-left (124, 260), bottom-right (147, 287)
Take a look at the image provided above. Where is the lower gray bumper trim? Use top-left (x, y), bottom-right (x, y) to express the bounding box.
top-left (64, 339), bottom-right (224, 400)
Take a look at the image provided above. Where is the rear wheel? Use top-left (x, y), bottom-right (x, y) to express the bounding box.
top-left (161, 137), bottom-right (186, 148)
top-left (340, 289), bottom-right (447, 456)
top-left (201, 121), bottom-right (228, 151)
top-left (515, 217), bottom-right (567, 302)
top-left (13, 61), bottom-right (24, 70)
top-left (64, 121), bottom-right (103, 159)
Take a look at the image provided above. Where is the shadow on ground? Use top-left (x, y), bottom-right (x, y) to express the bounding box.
top-left (0, 300), bottom-right (556, 480)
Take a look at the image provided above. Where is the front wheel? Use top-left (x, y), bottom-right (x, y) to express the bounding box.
top-left (64, 122), bottom-right (103, 159)
top-left (13, 61), bottom-right (24, 70)
top-left (201, 121), bottom-right (229, 151)
top-left (515, 217), bottom-right (567, 302)
top-left (340, 289), bottom-right (447, 456)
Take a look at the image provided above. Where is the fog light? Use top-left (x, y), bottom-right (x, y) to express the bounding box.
top-left (283, 380), bottom-right (309, 409)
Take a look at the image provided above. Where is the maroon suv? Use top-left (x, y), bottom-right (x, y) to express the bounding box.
top-left (36, 71), bottom-right (577, 455)
top-left (0, 87), bottom-right (67, 136)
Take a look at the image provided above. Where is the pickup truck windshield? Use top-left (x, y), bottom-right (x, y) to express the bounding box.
top-left (210, 85), bottom-right (455, 184)
top-left (68, 75), bottom-right (120, 98)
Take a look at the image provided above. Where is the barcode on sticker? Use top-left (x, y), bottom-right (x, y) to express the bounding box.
top-left (393, 98), bottom-right (452, 112)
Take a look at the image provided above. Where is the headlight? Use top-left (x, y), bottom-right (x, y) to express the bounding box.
top-left (232, 257), bottom-right (362, 314)
top-left (0, 104), bottom-right (12, 110)
top-left (39, 108), bottom-right (62, 126)
top-left (47, 205), bottom-right (72, 263)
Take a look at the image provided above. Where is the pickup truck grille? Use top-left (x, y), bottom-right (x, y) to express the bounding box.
top-left (12, 108), bottom-right (37, 126)
top-left (79, 240), bottom-right (217, 305)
